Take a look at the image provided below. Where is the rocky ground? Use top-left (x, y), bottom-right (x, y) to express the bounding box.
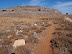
top-left (0, 15), bottom-right (72, 54)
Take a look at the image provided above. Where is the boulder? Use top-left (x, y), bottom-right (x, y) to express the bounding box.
top-left (13, 39), bottom-right (25, 48)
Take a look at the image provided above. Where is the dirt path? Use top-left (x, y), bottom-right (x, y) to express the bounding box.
top-left (35, 22), bottom-right (56, 54)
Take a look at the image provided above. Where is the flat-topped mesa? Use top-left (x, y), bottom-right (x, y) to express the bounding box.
top-left (0, 6), bottom-right (62, 18)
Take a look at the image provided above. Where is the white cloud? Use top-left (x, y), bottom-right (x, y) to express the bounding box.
top-left (53, 1), bottom-right (72, 14)
top-left (55, 1), bottom-right (72, 7)
top-left (21, 1), bottom-right (72, 14)
top-left (28, 0), bottom-right (41, 6)
top-left (22, 0), bottom-right (44, 6)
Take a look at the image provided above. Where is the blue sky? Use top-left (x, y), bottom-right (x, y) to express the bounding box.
top-left (0, 0), bottom-right (72, 14)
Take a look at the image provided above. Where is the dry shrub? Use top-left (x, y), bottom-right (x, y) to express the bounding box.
top-left (45, 24), bottom-right (52, 27)
top-left (2, 35), bottom-right (8, 39)
top-left (40, 27), bottom-right (46, 30)
top-left (35, 30), bottom-right (42, 33)
top-left (16, 26), bottom-right (21, 30)
top-left (23, 28), bottom-right (29, 32)
top-left (50, 37), bottom-right (71, 49)
top-left (18, 32), bottom-right (23, 34)
top-left (0, 47), bottom-right (7, 54)
top-left (64, 27), bottom-right (72, 31)
top-left (53, 21), bottom-right (58, 24)
top-left (15, 46), bottom-right (30, 54)
top-left (30, 26), bottom-right (38, 30)
top-left (55, 27), bottom-right (63, 30)
top-left (9, 30), bottom-right (16, 39)
top-left (60, 21), bottom-right (66, 24)
top-left (50, 38), bottom-right (62, 48)
top-left (13, 35), bottom-right (24, 40)
top-left (23, 32), bottom-right (28, 35)
top-left (50, 39), bottom-right (56, 44)
top-left (0, 32), bottom-right (5, 36)
top-left (52, 32), bottom-right (63, 36)
top-left (68, 49), bottom-right (72, 54)
top-left (42, 24), bottom-right (52, 27)
top-left (0, 31), bottom-right (10, 36)
top-left (66, 33), bottom-right (72, 37)
top-left (0, 36), bottom-right (2, 39)
top-left (2, 39), bottom-right (12, 46)
top-left (9, 34), bottom-right (17, 40)
top-left (14, 36), bottom-right (18, 40)
top-left (17, 36), bottom-right (24, 39)
top-left (26, 36), bottom-right (39, 43)
top-left (28, 31), bottom-right (34, 37)
top-left (10, 29), bottom-right (16, 37)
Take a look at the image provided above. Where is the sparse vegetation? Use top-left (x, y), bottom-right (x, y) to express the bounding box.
top-left (0, 32), bottom-right (10, 36)
top-left (35, 30), bottom-right (42, 33)
top-left (26, 35), bottom-right (39, 43)
top-left (0, 47), bottom-right (7, 54)
top-left (0, 11), bottom-right (72, 54)
top-left (15, 46), bottom-right (30, 54)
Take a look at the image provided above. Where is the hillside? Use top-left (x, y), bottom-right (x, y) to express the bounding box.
top-left (0, 6), bottom-right (72, 54)
top-left (0, 6), bottom-right (62, 18)
top-left (0, 16), bottom-right (72, 54)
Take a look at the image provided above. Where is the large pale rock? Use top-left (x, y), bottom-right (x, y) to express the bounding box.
top-left (64, 17), bottom-right (72, 22)
top-left (13, 39), bottom-right (25, 48)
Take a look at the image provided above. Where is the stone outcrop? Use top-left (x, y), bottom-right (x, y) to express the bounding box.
top-left (0, 6), bottom-right (62, 18)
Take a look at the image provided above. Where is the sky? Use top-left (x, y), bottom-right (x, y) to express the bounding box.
top-left (0, 0), bottom-right (72, 14)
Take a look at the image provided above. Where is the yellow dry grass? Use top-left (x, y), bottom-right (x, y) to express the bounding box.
top-left (0, 17), bottom-right (39, 31)
top-left (32, 15), bottom-right (65, 19)
top-left (0, 15), bottom-right (64, 31)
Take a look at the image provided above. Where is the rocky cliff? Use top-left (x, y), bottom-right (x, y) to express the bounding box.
top-left (0, 6), bottom-right (62, 18)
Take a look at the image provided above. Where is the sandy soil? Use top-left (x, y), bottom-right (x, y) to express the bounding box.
top-left (35, 22), bottom-right (57, 54)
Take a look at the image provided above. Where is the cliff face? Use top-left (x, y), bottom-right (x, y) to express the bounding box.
top-left (0, 6), bottom-right (62, 18)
